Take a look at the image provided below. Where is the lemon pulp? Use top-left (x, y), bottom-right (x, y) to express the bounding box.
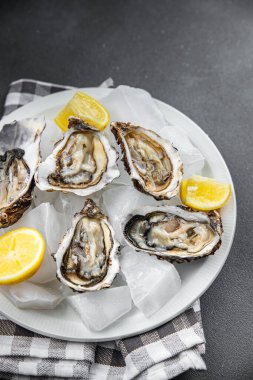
top-left (0, 228), bottom-right (45, 285)
top-left (55, 91), bottom-right (110, 132)
top-left (180, 175), bottom-right (231, 211)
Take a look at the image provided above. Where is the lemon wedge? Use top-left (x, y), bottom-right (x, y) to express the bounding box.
top-left (54, 91), bottom-right (110, 132)
top-left (0, 228), bottom-right (45, 285)
top-left (180, 175), bottom-right (231, 211)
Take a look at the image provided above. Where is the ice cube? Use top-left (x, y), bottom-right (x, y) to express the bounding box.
top-left (33, 187), bottom-right (58, 208)
top-left (113, 160), bottom-right (133, 186)
top-left (54, 192), bottom-right (103, 229)
top-left (40, 118), bottom-right (63, 161)
top-left (101, 85), bottom-right (167, 132)
top-left (7, 203), bottom-right (66, 284)
top-left (54, 192), bottom-right (86, 228)
top-left (159, 125), bottom-right (205, 177)
top-left (111, 272), bottom-right (127, 287)
top-left (68, 286), bottom-right (132, 331)
top-left (1, 281), bottom-right (64, 309)
top-left (99, 77), bottom-right (114, 88)
top-left (102, 185), bottom-right (158, 243)
top-left (120, 247), bottom-right (181, 317)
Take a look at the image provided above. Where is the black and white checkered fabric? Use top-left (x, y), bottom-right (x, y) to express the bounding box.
top-left (0, 79), bottom-right (206, 380)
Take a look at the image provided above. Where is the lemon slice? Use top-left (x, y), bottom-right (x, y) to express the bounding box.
top-left (55, 91), bottom-right (110, 132)
top-left (0, 228), bottom-right (45, 285)
top-left (180, 175), bottom-right (231, 211)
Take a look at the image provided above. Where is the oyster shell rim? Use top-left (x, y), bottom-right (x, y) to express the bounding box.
top-left (53, 198), bottom-right (120, 292)
top-left (0, 117), bottom-right (46, 228)
top-left (123, 205), bottom-right (223, 263)
top-left (110, 122), bottom-right (183, 200)
top-left (35, 117), bottom-right (120, 196)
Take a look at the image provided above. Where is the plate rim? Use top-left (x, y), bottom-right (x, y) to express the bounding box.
top-left (0, 87), bottom-right (237, 341)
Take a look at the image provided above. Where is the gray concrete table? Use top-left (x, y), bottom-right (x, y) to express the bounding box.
top-left (0, 1), bottom-right (252, 378)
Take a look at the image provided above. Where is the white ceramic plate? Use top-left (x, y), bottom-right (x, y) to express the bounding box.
top-left (0, 88), bottom-right (236, 341)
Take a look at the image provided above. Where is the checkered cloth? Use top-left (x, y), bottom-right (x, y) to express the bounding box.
top-left (0, 79), bottom-right (206, 380)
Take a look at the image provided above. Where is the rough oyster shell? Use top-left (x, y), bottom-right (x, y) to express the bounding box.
top-left (123, 205), bottom-right (222, 263)
top-left (0, 117), bottom-right (45, 228)
top-left (110, 122), bottom-right (183, 200)
top-left (54, 199), bottom-right (120, 292)
top-left (36, 117), bottom-right (120, 196)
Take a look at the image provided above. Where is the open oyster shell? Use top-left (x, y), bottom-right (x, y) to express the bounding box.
top-left (36, 117), bottom-right (120, 196)
top-left (123, 205), bottom-right (222, 263)
top-left (54, 199), bottom-right (120, 292)
top-left (0, 117), bottom-right (45, 228)
top-left (111, 122), bottom-right (183, 200)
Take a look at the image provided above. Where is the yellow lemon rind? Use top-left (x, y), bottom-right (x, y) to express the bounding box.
top-left (54, 91), bottom-right (110, 132)
top-left (180, 177), bottom-right (232, 211)
top-left (0, 228), bottom-right (45, 285)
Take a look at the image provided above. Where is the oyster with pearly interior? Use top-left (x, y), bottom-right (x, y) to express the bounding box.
top-left (123, 205), bottom-right (222, 263)
top-left (54, 199), bottom-right (120, 292)
top-left (110, 122), bottom-right (183, 200)
top-left (36, 117), bottom-right (120, 195)
top-left (0, 117), bottom-right (45, 228)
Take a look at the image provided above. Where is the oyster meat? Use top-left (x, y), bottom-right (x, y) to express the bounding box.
top-left (123, 205), bottom-right (222, 262)
top-left (111, 122), bottom-right (183, 200)
top-left (36, 117), bottom-right (120, 196)
top-left (0, 117), bottom-right (45, 228)
top-left (54, 199), bottom-right (120, 291)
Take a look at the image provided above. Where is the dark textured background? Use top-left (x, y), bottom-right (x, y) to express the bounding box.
top-left (0, 0), bottom-right (252, 378)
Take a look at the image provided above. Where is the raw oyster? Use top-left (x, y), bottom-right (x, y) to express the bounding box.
top-left (54, 199), bottom-right (120, 291)
top-left (123, 205), bottom-right (222, 263)
top-left (110, 122), bottom-right (183, 200)
top-left (0, 117), bottom-right (45, 228)
top-left (36, 117), bottom-right (120, 196)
